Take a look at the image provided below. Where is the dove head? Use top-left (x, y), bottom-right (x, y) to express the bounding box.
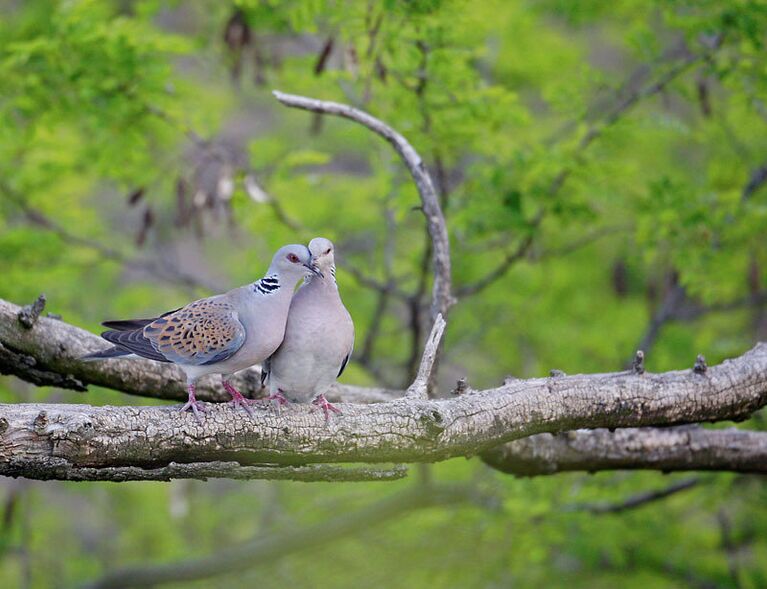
top-left (308, 237), bottom-right (336, 272)
top-left (270, 244), bottom-right (322, 280)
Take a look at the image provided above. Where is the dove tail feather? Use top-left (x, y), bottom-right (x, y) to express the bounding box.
top-left (101, 329), bottom-right (171, 363)
top-left (101, 319), bottom-right (155, 331)
top-left (81, 346), bottom-right (132, 361)
top-left (101, 307), bottom-right (182, 331)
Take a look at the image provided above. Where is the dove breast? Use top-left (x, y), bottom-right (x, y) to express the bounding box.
top-left (267, 280), bottom-right (354, 403)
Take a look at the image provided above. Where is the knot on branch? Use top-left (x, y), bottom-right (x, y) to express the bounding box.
top-left (694, 354), bottom-right (708, 374)
top-left (451, 378), bottom-right (469, 395)
top-left (17, 294), bottom-right (46, 328)
top-left (33, 410), bottom-right (48, 435)
top-left (632, 350), bottom-right (645, 375)
top-left (549, 369), bottom-right (567, 378)
top-left (419, 408), bottom-right (446, 435)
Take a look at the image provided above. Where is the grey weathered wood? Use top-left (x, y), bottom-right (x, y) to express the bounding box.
top-left (0, 458), bottom-right (407, 483)
top-left (2, 298), bottom-right (767, 480)
top-left (483, 426), bottom-right (767, 476)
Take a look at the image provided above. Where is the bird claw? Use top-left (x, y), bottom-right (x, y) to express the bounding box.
top-left (181, 384), bottom-right (206, 423)
top-left (312, 394), bottom-right (342, 422)
top-left (229, 397), bottom-right (256, 418)
top-left (223, 381), bottom-right (256, 418)
top-left (260, 391), bottom-right (289, 415)
top-left (180, 399), bottom-right (207, 423)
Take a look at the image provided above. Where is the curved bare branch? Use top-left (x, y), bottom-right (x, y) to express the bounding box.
top-left (272, 90), bottom-right (453, 321)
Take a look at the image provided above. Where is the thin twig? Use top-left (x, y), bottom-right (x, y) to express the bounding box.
top-left (456, 235), bottom-right (533, 298)
top-left (741, 161), bottom-right (767, 201)
top-left (1, 182), bottom-right (216, 293)
top-left (564, 477), bottom-right (700, 514)
top-left (405, 313), bottom-right (446, 399)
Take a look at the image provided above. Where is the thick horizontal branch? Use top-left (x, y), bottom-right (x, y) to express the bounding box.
top-left (482, 426), bottom-right (767, 476)
top-left (1, 298), bottom-right (767, 478)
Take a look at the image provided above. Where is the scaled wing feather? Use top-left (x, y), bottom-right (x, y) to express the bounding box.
top-left (142, 297), bottom-right (246, 366)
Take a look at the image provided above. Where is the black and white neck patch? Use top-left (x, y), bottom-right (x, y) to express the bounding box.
top-left (254, 275), bottom-right (280, 295)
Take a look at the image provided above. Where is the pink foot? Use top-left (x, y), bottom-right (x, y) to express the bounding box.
top-left (181, 384), bottom-right (206, 423)
top-left (261, 390), bottom-right (289, 414)
top-left (312, 394), bottom-right (342, 421)
top-left (223, 380), bottom-right (255, 418)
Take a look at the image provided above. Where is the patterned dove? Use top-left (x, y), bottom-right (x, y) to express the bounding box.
top-left (261, 237), bottom-right (355, 420)
top-left (82, 244), bottom-right (320, 419)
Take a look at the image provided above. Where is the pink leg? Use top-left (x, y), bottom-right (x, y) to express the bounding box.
top-left (312, 393), bottom-right (342, 421)
top-left (180, 383), bottom-right (206, 422)
top-left (223, 380), bottom-right (255, 418)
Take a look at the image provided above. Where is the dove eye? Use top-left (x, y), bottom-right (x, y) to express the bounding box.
top-left (324, 248), bottom-right (331, 255)
top-left (287, 253), bottom-right (300, 263)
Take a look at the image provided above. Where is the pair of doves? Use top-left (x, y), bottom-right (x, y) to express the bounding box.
top-left (83, 238), bottom-right (354, 421)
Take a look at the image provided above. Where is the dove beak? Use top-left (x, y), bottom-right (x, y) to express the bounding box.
top-left (304, 261), bottom-right (324, 278)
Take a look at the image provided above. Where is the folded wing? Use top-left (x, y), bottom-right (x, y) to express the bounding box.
top-left (101, 298), bottom-right (246, 366)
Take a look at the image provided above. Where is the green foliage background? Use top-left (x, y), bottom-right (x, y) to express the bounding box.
top-left (1, 0), bottom-right (766, 587)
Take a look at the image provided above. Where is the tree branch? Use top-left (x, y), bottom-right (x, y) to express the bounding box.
top-left (406, 313), bottom-right (446, 399)
top-left (272, 90), bottom-right (453, 321)
top-left (482, 426), bottom-right (767, 476)
top-left (1, 181), bottom-right (216, 293)
top-left (2, 298), bottom-right (767, 480)
top-left (3, 460), bottom-right (407, 483)
top-left (456, 235), bottom-right (533, 298)
top-left (564, 477), bottom-right (700, 514)
top-left (741, 160), bottom-right (767, 201)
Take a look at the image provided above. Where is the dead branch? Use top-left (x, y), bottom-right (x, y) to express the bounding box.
top-left (405, 313), bottom-right (446, 399)
top-left (482, 426), bottom-right (767, 476)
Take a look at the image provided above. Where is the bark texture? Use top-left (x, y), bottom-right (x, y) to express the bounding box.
top-left (2, 299), bottom-right (767, 481)
top-left (483, 426), bottom-right (767, 476)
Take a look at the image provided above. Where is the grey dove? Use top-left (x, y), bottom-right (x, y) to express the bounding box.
top-left (83, 244), bottom-right (320, 418)
top-left (261, 237), bottom-right (354, 419)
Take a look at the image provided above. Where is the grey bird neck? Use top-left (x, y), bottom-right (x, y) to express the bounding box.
top-left (304, 265), bottom-right (338, 292)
